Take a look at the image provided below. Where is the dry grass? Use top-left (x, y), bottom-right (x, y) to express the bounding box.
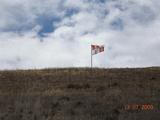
top-left (0, 67), bottom-right (160, 120)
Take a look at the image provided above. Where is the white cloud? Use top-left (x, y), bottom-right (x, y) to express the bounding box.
top-left (0, 0), bottom-right (160, 69)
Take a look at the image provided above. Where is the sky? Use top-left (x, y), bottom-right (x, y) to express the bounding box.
top-left (0, 0), bottom-right (160, 69)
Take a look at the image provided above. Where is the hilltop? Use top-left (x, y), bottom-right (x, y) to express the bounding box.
top-left (0, 67), bottom-right (160, 120)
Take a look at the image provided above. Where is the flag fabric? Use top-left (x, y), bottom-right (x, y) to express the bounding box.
top-left (91, 45), bottom-right (104, 55)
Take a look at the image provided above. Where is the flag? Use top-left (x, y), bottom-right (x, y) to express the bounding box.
top-left (91, 45), bottom-right (104, 55)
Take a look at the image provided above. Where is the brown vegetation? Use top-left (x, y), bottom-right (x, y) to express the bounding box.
top-left (0, 67), bottom-right (160, 120)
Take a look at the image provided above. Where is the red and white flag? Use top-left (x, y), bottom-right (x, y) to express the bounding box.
top-left (91, 45), bottom-right (104, 55)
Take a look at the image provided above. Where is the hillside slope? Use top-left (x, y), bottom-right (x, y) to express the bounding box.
top-left (0, 68), bottom-right (160, 120)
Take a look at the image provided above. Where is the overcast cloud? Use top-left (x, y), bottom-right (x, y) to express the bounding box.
top-left (0, 0), bottom-right (160, 69)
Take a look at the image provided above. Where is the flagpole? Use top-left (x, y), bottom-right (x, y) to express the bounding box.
top-left (91, 45), bottom-right (92, 68)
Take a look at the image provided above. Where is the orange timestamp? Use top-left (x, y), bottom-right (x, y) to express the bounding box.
top-left (124, 104), bottom-right (154, 110)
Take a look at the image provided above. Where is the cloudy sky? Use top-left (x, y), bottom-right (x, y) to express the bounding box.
top-left (0, 0), bottom-right (160, 69)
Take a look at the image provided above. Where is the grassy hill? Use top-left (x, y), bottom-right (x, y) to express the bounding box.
top-left (0, 67), bottom-right (160, 120)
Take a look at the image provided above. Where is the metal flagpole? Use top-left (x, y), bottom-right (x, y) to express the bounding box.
top-left (91, 45), bottom-right (92, 68)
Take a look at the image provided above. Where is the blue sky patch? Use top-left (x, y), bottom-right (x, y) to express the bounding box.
top-left (37, 16), bottom-right (61, 37)
top-left (65, 8), bottom-right (79, 17)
